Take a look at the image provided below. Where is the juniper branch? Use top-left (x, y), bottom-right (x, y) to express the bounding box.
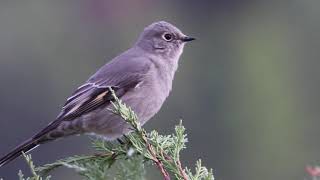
top-left (18, 87), bottom-right (214, 180)
top-left (17, 153), bottom-right (51, 180)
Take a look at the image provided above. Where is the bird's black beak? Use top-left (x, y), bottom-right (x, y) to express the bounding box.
top-left (181, 36), bottom-right (196, 42)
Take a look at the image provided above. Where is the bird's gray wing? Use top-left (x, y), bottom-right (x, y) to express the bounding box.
top-left (33, 55), bottom-right (151, 139)
top-left (0, 56), bottom-right (151, 167)
top-left (58, 74), bottom-right (144, 120)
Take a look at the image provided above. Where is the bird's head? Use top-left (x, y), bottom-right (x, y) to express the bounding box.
top-left (136, 21), bottom-right (195, 59)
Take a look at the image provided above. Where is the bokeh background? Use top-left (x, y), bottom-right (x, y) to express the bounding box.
top-left (0, 0), bottom-right (320, 179)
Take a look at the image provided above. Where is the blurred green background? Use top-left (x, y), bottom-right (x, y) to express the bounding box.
top-left (0, 0), bottom-right (320, 179)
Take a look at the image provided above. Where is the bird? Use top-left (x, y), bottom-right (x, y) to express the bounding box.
top-left (0, 21), bottom-right (195, 167)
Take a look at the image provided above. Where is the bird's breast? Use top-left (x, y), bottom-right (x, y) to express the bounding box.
top-left (121, 71), bottom-right (172, 126)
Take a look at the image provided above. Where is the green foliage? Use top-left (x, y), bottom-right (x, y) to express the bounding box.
top-left (18, 88), bottom-right (214, 180)
top-left (17, 153), bottom-right (51, 180)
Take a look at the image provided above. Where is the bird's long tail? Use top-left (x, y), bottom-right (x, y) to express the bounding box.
top-left (0, 138), bottom-right (41, 167)
top-left (0, 118), bottom-right (81, 167)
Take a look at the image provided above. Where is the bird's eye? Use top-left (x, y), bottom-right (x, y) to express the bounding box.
top-left (162, 33), bottom-right (173, 41)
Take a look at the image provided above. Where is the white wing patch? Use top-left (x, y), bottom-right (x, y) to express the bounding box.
top-left (67, 83), bottom-right (108, 102)
top-left (134, 81), bottom-right (144, 89)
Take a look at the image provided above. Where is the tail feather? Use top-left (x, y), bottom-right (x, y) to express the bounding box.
top-left (0, 118), bottom-right (64, 167)
top-left (0, 121), bottom-right (78, 167)
top-left (0, 138), bottom-right (40, 167)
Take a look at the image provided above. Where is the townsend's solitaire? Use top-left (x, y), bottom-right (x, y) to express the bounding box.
top-left (0, 21), bottom-right (195, 167)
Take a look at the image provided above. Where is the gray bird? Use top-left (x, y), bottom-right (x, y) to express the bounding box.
top-left (0, 21), bottom-right (195, 167)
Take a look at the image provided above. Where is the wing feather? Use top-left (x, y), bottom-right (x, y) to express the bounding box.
top-left (33, 54), bottom-right (151, 139)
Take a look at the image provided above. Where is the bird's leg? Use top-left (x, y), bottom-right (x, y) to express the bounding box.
top-left (117, 138), bottom-right (124, 144)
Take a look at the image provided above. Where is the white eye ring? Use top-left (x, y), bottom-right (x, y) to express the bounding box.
top-left (162, 33), bottom-right (173, 41)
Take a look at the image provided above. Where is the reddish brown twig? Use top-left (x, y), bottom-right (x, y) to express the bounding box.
top-left (141, 133), bottom-right (170, 180)
top-left (159, 149), bottom-right (188, 180)
top-left (147, 143), bottom-right (170, 180)
top-left (177, 160), bottom-right (188, 180)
